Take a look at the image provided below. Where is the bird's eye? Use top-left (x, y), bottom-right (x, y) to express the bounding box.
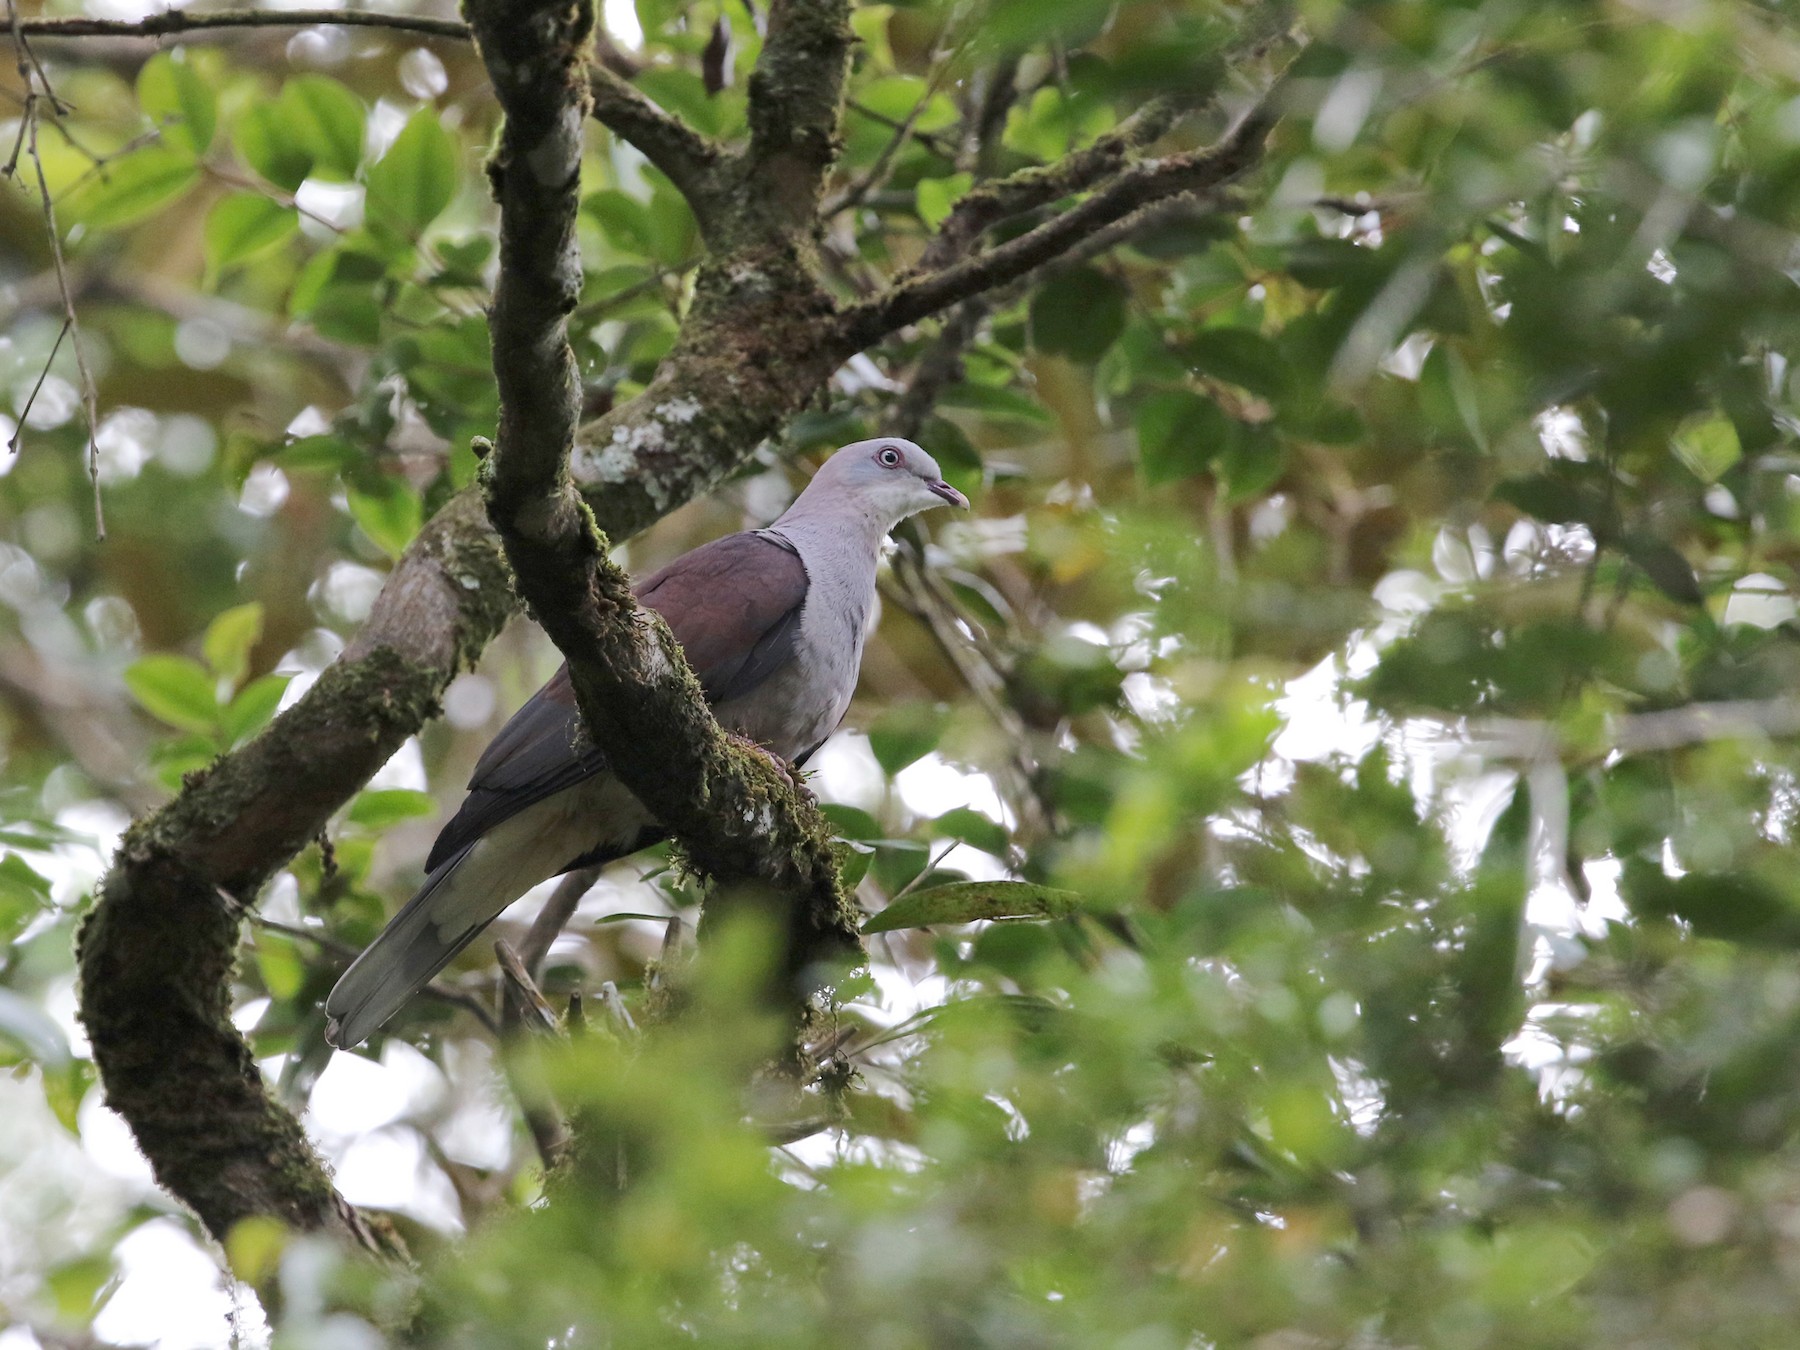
top-left (877, 446), bottom-right (902, 467)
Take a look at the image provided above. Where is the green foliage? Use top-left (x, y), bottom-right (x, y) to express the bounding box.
top-left (861, 880), bottom-right (1084, 932)
top-left (62, 148), bottom-right (201, 230)
top-left (364, 110), bottom-right (460, 239)
top-left (203, 193), bottom-right (298, 277)
top-left (136, 53), bottom-right (215, 156)
top-left (1029, 266), bottom-right (1128, 363)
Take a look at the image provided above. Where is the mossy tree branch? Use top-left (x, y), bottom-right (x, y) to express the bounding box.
top-left (470, 0), bottom-right (862, 1024)
top-left (74, 491), bottom-right (515, 1255)
top-left (586, 64), bottom-right (728, 234)
top-left (10, 8), bottom-right (470, 41)
top-left (841, 94), bottom-right (1284, 347)
top-left (911, 94), bottom-right (1193, 273)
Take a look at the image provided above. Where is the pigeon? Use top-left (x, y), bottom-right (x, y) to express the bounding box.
top-left (324, 438), bottom-right (969, 1048)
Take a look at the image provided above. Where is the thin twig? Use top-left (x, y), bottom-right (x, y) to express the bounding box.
top-left (496, 937), bottom-right (562, 1033)
top-left (493, 938), bottom-right (571, 1171)
top-left (571, 265), bottom-right (689, 323)
top-left (32, 132), bottom-right (103, 538)
top-left (845, 88), bottom-right (1284, 346)
top-left (887, 840), bottom-right (959, 906)
top-left (846, 99), bottom-right (958, 161)
top-left (10, 8), bottom-right (472, 42)
top-left (4, 7), bottom-right (106, 540)
top-left (520, 864), bottom-right (602, 980)
top-left (7, 317), bottom-right (69, 455)
top-left (826, 27), bottom-right (963, 219)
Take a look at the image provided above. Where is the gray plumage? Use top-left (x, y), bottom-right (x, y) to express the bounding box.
top-left (324, 438), bottom-right (968, 1049)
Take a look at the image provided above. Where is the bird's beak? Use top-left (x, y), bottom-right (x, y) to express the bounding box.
top-left (928, 480), bottom-right (970, 509)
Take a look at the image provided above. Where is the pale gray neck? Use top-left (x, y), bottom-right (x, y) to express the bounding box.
top-left (769, 494), bottom-right (897, 559)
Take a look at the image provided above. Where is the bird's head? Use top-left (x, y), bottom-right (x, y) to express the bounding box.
top-left (798, 437), bottom-right (970, 530)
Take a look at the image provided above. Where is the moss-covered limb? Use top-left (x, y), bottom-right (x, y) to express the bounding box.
top-left (732, 0), bottom-right (854, 240)
top-left (75, 649), bottom-right (447, 1253)
top-left (841, 93), bottom-right (1283, 347)
top-left (586, 65), bottom-right (728, 236)
top-left (912, 94), bottom-right (1191, 274)
top-left (570, 245), bottom-right (844, 537)
top-left (12, 8), bottom-right (470, 40)
top-left (75, 486), bottom-right (512, 1249)
top-left (466, 0), bottom-right (593, 520)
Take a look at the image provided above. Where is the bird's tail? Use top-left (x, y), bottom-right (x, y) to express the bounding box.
top-left (323, 847), bottom-right (489, 1050)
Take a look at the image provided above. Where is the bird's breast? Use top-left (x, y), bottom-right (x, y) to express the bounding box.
top-left (717, 558), bottom-right (875, 761)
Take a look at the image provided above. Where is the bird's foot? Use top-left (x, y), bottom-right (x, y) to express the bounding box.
top-left (729, 734), bottom-right (815, 804)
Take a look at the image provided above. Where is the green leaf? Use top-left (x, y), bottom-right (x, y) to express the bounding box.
top-left (1284, 236), bottom-right (1388, 290)
top-left (0, 986), bottom-right (70, 1067)
top-left (202, 601), bottom-right (264, 687)
top-left (585, 188), bottom-right (657, 257)
top-left (916, 171), bottom-right (973, 229)
top-left (348, 788), bottom-right (437, 830)
top-left (1622, 860), bottom-right (1800, 946)
top-left (1623, 534), bottom-right (1703, 605)
top-left (634, 68), bottom-right (721, 136)
top-left (137, 51), bottom-right (215, 155)
top-left (1031, 266), bottom-right (1129, 363)
top-left (279, 74), bottom-right (365, 181)
top-left (1215, 425), bottom-right (1286, 503)
top-left (1136, 390), bottom-right (1226, 485)
top-left (255, 933), bottom-right (305, 1000)
top-left (930, 807), bottom-right (1009, 856)
top-left (868, 703), bottom-right (949, 776)
top-left (1004, 84), bottom-right (1115, 161)
top-left (42, 1060), bottom-right (93, 1134)
top-left (310, 283), bottom-right (384, 346)
top-left (822, 803), bottom-right (883, 840)
top-left (1674, 411), bottom-right (1742, 483)
top-left (1493, 464), bottom-right (1619, 539)
top-left (225, 1218), bottom-right (289, 1291)
top-left (837, 841), bottom-right (874, 888)
top-left (0, 819), bottom-right (89, 851)
top-left (1419, 343), bottom-right (1487, 450)
top-left (46, 1252), bottom-right (116, 1324)
top-left (235, 102), bottom-right (313, 192)
top-left (365, 110), bottom-right (459, 238)
top-left (646, 178), bottom-right (699, 267)
top-left (0, 851), bottom-right (52, 907)
top-left (0, 853), bottom-right (52, 943)
top-left (223, 674), bottom-right (291, 746)
top-left (1184, 327), bottom-right (1290, 399)
top-left (125, 654), bottom-right (220, 735)
top-left (863, 881), bottom-right (1085, 934)
top-left (279, 434), bottom-right (358, 473)
top-left (935, 382), bottom-right (1053, 426)
top-left (204, 193), bottom-right (298, 275)
top-left (347, 477), bottom-right (423, 559)
top-left (63, 148), bottom-right (200, 231)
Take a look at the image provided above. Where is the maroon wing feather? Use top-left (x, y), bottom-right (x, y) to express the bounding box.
top-left (423, 531), bottom-right (808, 871)
top-left (635, 530), bottom-right (809, 704)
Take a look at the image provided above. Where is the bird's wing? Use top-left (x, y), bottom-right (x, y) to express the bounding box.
top-left (636, 528), bottom-right (810, 704)
top-left (424, 664), bottom-right (602, 872)
top-left (422, 530), bottom-right (808, 871)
